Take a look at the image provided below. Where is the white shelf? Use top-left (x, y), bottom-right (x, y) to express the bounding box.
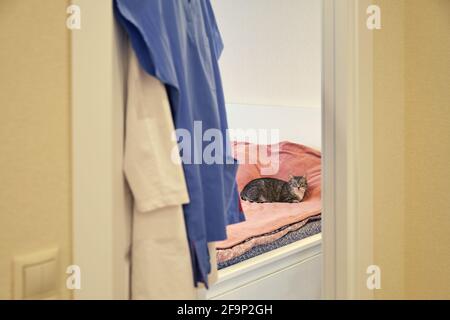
top-left (199, 233), bottom-right (322, 300)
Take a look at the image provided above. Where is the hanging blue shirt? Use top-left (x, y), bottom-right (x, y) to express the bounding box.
top-left (114, 0), bottom-right (245, 286)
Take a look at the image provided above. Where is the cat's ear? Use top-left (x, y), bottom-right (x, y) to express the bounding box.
top-left (288, 173), bottom-right (294, 180)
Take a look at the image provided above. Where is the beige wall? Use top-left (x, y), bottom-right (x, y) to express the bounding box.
top-left (0, 0), bottom-right (72, 299)
top-left (373, 0), bottom-right (406, 299)
top-left (404, 0), bottom-right (450, 299)
top-left (374, 0), bottom-right (450, 299)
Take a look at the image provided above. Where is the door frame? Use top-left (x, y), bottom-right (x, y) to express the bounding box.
top-left (71, 0), bottom-right (131, 299)
top-left (322, 0), bottom-right (374, 299)
top-left (71, 0), bottom-right (374, 299)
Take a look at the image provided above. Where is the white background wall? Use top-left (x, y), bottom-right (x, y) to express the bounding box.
top-left (211, 0), bottom-right (322, 108)
top-left (227, 104), bottom-right (321, 149)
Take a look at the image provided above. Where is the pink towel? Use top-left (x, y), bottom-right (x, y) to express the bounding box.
top-left (216, 216), bottom-right (319, 263)
top-left (216, 141), bottom-right (322, 250)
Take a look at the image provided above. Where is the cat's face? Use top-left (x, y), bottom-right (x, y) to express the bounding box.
top-left (289, 176), bottom-right (308, 200)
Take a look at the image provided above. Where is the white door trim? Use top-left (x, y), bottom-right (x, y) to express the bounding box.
top-left (71, 0), bottom-right (131, 299)
top-left (322, 0), bottom-right (374, 299)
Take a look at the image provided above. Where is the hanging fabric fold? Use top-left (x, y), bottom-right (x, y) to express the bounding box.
top-left (115, 0), bottom-right (244, 287)
top-left (125, 46), bottom-right (197, 299)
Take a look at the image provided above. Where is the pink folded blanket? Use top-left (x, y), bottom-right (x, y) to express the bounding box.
top-left (216, 141), bottom-right (322, 257)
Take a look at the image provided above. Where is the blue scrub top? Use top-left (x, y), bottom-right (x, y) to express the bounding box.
top-left (115, 0), bottom-right (244, 286)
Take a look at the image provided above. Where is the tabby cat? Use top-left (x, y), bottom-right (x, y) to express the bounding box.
top-left (240, 175), bottom-right (308, 203)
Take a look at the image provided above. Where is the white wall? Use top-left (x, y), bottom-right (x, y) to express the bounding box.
top-left (226, 104), bottom-right (321, 149)
top-left (211, 0), bottom-right (322, 108)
